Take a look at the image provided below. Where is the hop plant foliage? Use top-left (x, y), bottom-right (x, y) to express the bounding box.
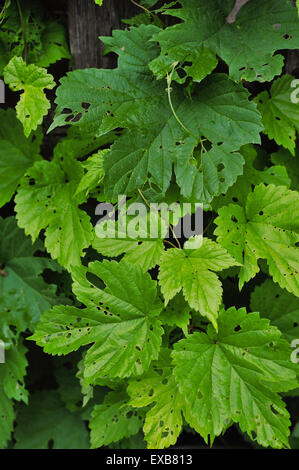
top-left (0, 0), bottom-right (70, 73)
top-left (0, 0), bottom-right (299, 451)
top-left (4, 56), bottom-right (55, 137)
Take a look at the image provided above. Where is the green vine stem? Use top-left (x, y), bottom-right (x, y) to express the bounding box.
top-left (166, 62), bottom-right (198, 141)
top-left (16, 0), bottom-right (27, 63)
top-left (130, 0), bottom-right (156, 19)
top-left (138, 188), bottom-right (182, 249)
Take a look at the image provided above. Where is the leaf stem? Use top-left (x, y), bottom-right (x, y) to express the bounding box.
top-left (203, 215), bottom-right (215, 235)
top-left (138, 188), bottom-right (182, 249)
top-left (138, 188), bottom-right (151, 210)
top-left (130, 0), bottom-right (155, 18)
top-left (16, 0), bottom-right (27, 63)
top-left (0, 0), bottom-right (9, 25)
top-left (166, 63), bottom-right (197, 140)
top-left (164, 240), bottom-right (178, 249)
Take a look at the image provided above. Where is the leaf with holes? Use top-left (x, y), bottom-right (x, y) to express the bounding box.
top-left (103, 73), bottom-right (261, 202)
top-left (255, 75), bottom-right (299, 155)
top-left (251, 279), bottom-right (299, 343)
top-left (0, 2), bottom-right (70, 73)
top-left (0, 109), bottom-right (42, 208)
top-left (0, 217), bottom-right (61, 343)
top-left (30, 260), bottom-right (164, 381)
top-left (214, 184), bottom-right (299, 294)
top-left (53, 126), bottom-right (117, 162)
top-left (49, 25), bottom-right (262, 201)
top-left (0, 340), bottom-right (28, 449)
top-left (90, 390), bottom-right (143, 448)
top-left (93, 211), bottom-right (167, 273)
top-left (15, 157), bottom-right (93, 270)
top-left (151, 0), bottom-right (299, 83)
top-left (158, 294), bottom-right (191, 335)
top-left (0, 389), bottom-right (13, 449)
top-left (150, 44), bottom-right (218, 84)
top-left (93, 235), bottom-right (165, 273)
top-left (48, 25), bottom-right (162, 135)
top-left (128, 351), bottom-right (184, 449)
top-left (36, 22), bottom-right (71, 68)
top-left (271, 148), bottom-right (299, 192)
top-left (172, 307), bottom-right (298, 448)
top-left (213, 144), bottom-right (290, 211)
top-left (4, 57), bottom-right (55, 137)
top-left (14, 391), bottom-right (89, 449)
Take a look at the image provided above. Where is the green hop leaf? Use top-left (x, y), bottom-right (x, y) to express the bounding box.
top-left (36, 22), bottom-right (71, 68)
top-left (251, 279), bottom-right (299, 343)
top-left (172, 307), bottom-right (298, 448)
top-left (255, 75), bottom-right (299, 155)
top-left (158, 238), bottom-right (239, 329)
top-left (30, 260), bottom-right (164, 381)
top-left (14, 391), bottom-right (89, 449)
top-left (0, 3), bottom-right (70, 73)
top-left (75, 150), bottom-right (106, 197)
top-left (0, 108), bottom-right (41, 208)
top-left (49, 25), bottom-right (262, 203)
top-left (90, 390), bottom-right (143, 448)
top-left (4, 56), bottom-right (55, 137)
top-left (128, 352), bottom-right (184, 449)
top-left (213, 144), bottom-right (290, 211)
top-left (214, 184), bottom-right (299, 294)
top-left (159, 294), bottom-right (191, 335)
top-left (93, 211), bottom-right (168, 273)
top-left (0, 217), bottom-right (61, 341)
top-left (0, 340), bottom-right (28, 448)
top-left (151, 0), bottom-right (299, 83)
top-left (15, 157), bottom-right (94, 270)
top-left (271, 148), bottom-right (299, 192)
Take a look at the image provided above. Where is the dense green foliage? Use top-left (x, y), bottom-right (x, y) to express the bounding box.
top-left (0, 0), bottom-right (299, 450)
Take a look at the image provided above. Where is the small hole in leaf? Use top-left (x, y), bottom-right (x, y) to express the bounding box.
top-left (270, 404), bottom-right (279, 415)
top-left (47, 439), bottom-right (54, 449)
top-left (72, 113), bottom-right (82, 123)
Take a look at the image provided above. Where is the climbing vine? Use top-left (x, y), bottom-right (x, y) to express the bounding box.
top-left (0, 0), bottom-right (299, 450)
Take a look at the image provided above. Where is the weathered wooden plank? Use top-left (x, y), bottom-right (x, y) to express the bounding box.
top-left (67, 0), bottom-right (138, 69)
